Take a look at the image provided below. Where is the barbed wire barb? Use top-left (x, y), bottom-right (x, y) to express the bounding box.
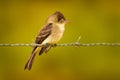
top-left (74, 36), bottom-right (81, 47)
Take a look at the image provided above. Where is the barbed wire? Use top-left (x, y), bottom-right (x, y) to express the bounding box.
top-left (0, 37), bottom-right (120, 47)
top-left (0, 43), bottom-right (120, 47)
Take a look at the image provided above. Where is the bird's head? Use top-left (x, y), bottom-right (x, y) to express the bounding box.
top-left (46, 11), bottom-right (68, 24)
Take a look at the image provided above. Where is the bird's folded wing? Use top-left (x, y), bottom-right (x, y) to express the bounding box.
top-left (35, 23), bottom-right (53, 44)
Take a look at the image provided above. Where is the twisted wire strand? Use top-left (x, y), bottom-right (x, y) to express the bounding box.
top-left (0, 36), bottom-right (119, 47)
top-left (0, 43), bottom-right (120, 47)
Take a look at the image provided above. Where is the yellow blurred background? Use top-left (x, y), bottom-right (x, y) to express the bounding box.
top-left (0, 0), bottom-right (120, 80)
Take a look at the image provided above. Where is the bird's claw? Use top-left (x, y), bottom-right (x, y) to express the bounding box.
top-left (51, 44), bottom-right (57, 47)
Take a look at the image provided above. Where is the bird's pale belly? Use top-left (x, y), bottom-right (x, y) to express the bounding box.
top-left (42, 32), bottom-right (63, 44)
top-left (42, 24), bottom-right (65, 44)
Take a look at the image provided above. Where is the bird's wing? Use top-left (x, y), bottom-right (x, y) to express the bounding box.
top-left (24, 23), bottom-right (53, 70)
top-left (35, 23), bottom-right (53, 44)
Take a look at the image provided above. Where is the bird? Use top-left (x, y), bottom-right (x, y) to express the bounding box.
top-left (24, 11), bottom-right (68, 70)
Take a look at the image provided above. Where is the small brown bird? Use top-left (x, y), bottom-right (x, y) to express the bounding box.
top-left (24, 11), bottom-right (68, 70)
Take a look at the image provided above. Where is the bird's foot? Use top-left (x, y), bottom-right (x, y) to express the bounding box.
top-left (51, 44), bottom-right (57, 48)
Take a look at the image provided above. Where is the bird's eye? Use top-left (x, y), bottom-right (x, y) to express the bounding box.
top-left (59, 19), bottom-right (64, 23)
top-left (57, 17), bottom-right (62, 22)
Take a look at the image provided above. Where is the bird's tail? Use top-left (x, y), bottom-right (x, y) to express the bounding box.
top-left (24, 46), bottom-right (39, 70)
top-left (24, 44), bottom-right (51, 70)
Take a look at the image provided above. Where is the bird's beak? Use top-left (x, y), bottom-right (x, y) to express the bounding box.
top-left (65, 20), bottom-right (70, 23)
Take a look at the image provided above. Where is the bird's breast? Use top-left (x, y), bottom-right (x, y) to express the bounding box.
top-left (42, 24), bottom-right (65, 44)
top-left (51, 24), bottom-right (65, 43)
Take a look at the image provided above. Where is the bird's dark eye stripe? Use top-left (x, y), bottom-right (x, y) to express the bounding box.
top-left (58, 16), bottom-right (62, 21)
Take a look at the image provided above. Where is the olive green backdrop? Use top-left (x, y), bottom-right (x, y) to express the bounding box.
top-left (0, 0), bottom-right (120, 80)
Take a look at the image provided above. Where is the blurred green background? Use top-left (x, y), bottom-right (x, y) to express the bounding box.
top-left (0, 0), bottom-right (120, 80)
